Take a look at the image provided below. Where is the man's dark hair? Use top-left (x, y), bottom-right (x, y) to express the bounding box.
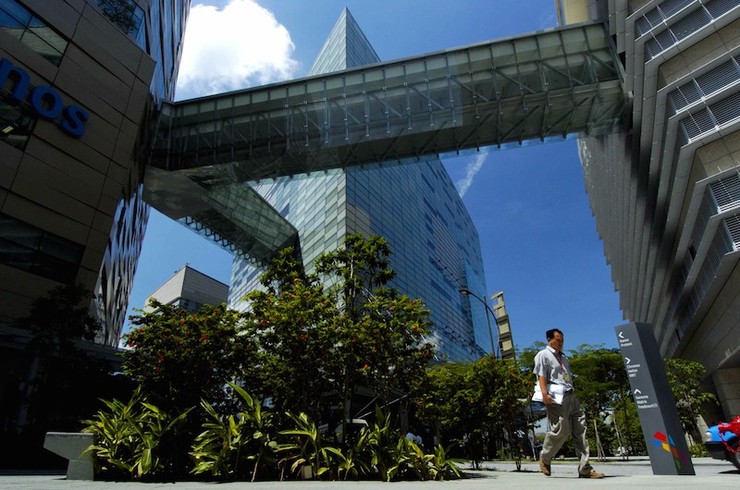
top-left (546, 328), bottom-right (563, 340)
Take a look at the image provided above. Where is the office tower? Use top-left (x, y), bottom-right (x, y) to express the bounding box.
top-left (0, 0), bottom-right (191, 451)
top-left (558, 0), bottom-right (740, 416)
top-left (228, 9), bottom-right (491, 361)
top-left (0, 0), bottom-right (190, 345)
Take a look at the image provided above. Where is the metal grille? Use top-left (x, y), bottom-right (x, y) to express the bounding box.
top-left (668, 56), bottom-right (740, 114)
top-left (679, 91), bottom-right (740, 144)
top-left (726, 214), bottom-right (740, 251)
top-left (710, 91), bottom-right (740, 126)
top-left (676, 222), bottom-right (734, 335)
top-left (645, 0), bottom-right (737, 60)
top-left (635, 0), bottom-right (693, 37)
top-left (709, 172), bottom-right (740, 213)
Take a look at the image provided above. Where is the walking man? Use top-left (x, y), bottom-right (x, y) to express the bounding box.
top-left (534, 328), bottom-right (604, 479)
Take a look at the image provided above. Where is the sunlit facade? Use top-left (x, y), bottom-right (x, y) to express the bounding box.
top-left (228, 9), bottom-right (490, 361)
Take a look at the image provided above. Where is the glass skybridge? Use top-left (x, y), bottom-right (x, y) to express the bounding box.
top-left (146, 21), bottom-right (628, 264)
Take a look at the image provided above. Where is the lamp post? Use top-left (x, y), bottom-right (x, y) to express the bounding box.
top-left (459, 288), bottom-right (498, 358)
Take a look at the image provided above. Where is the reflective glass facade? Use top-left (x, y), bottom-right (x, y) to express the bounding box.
top-left (0, 0), bottom-right (190, 345)
top-left (229, 9), bottom-right (489, 361)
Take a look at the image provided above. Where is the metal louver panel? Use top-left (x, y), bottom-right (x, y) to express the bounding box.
top-left (726, 215), bottom-right (740, 251)
top-left (669, 56), bottom-right (740, 114)
top-left (679, 92), bottom-right (740, 144)
top-left (709, 173), bottom-right (740, 212)
top-left (636, 0), bottom-right (694, 37)
top-left (645, 0), bottom-right (737, 61)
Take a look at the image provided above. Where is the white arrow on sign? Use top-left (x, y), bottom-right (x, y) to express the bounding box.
top-left (634, 389), bottom-right (642, 395)
top-left (624, 357), bottom-right (631, 365)
top-left (619, 331), bottom-right (624, 339)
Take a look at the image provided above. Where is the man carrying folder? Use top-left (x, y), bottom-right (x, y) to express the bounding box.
top-left (533, 328), bottom-right (604, 479)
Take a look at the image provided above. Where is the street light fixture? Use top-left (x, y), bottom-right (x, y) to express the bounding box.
top-left (459, 287), bottom-right (499, 358)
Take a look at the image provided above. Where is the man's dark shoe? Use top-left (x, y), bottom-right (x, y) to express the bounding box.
top-left (579, 469), bottom-right (604, 479)
top-left (539, 459), bottom-right (551, 476)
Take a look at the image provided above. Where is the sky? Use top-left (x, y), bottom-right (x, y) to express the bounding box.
top-left (123, 0), bottom-right (625, 352)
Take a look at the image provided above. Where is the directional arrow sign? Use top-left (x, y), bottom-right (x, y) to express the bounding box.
top-left (615, 322), bottom-right (694, 475)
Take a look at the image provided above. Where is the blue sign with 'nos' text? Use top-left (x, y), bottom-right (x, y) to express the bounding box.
top-left (0, 58), bottom-right (88, 138)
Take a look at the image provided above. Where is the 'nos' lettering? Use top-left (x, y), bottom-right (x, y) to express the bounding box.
top-left (0, 58), bottom-right (89, 138)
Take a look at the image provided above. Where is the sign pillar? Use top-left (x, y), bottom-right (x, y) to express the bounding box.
top-left (615, 322), bottom-right (694, 475)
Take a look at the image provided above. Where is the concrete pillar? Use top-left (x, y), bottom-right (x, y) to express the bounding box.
top-left (713, 367), bottom-right (740, 418)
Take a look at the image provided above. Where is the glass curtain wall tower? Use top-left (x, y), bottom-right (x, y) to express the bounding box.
top-left (229, 8), bottom-right (490, 361)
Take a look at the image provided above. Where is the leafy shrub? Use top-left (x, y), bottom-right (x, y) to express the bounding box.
top-left (191, 382), bottom-right (278, 481)
top-left (82, 387), bottom-right (190, 479)
top-left (276, 411), bottom-right (344, 480)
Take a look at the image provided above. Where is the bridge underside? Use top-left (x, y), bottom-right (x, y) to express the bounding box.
top-left (145, 22), bottom-right (628, 264)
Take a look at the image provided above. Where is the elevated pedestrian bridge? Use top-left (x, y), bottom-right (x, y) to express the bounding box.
top-left (144, 22), bottom-right (628, 264)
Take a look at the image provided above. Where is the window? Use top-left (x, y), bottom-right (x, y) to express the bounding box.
top-left (0, 213), bottom-right (83, 283)
top-left (0, 100), bottom-right (35, 149)
top-left (93, 0), bottom-right (146, 49)
top-left (0, 0), bottom-right (68, 65)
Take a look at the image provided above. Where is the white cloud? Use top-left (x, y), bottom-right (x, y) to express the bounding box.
top-left (175, 0), bottom-right (299, 100)
top-left (455, 153), bottom-right (486, 197)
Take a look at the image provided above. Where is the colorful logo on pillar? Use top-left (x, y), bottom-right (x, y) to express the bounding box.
top-left (652, 431), bottom-right (688, 468)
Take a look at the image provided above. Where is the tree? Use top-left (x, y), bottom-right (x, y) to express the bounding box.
top-left (123, 301), bottom-right (253, 413)
top-left (516, 341), bottom-right (545, 373)
top-left (413, 357), bottom-right (532, 466)
top-left (664, 358), bottom-right (717, 444)
top-left (569, 346), bottom-right (626, 459)
top-left (315, 234), bottom-right (433, 430)
top-left (241, 234), bottom-right (434, 433)
top-left (240, 248), bottom-right (339, 421)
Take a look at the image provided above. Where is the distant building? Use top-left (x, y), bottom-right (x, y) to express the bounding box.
top-left (491, 291), bottom-right (516, 360)
top-left (146, 264), bottom-right (228, 313)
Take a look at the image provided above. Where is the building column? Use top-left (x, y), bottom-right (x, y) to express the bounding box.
top-left (712, 367), bottom-right (740, 418)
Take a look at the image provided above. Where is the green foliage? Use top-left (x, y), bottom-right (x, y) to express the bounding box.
top-left (689, 443), bottom-right (708, 457)
top-left (123, 301), bottom-right (253, 413)
top-left (569, 348), bottom-right (627, 458)
top-left (276, 412), bottom-right (343, 480)
top-left (517, 341), bottom-right (546, 373)
top-left (19, 283), bottom-right (101, 345)
top-left (664, 358), bottom-right (718, 442)
top-left (190, 383), bottom-right (278, 481)
top-left (391, 439), bottom-right (463, 481)
top-left (365, 407), bottom-right (402, 481)
top-left (241, 249), bottom-right (337, 420)
top-left (242, 234), bottom-right (434, 425)
top-left (412, 356), bottom-right (531, 465)
top-left (83, 387), bottom-right (191, 479)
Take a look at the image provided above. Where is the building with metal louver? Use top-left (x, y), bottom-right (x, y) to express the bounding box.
top-left (558, 0), bottom-right (740, 417)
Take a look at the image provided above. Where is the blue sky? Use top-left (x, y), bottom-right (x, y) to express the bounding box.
top-left (124, 0), bottom-right (624, 352)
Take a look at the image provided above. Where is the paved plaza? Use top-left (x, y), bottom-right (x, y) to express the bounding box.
top-left (1, 457), bottom-right (738, 489)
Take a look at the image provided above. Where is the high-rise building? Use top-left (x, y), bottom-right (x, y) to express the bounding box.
top-left (0, 0), bottom-right (191, 448)
top-left (228, 9), bottom-right (491, 361)
top-left (558, 0), bottom-right (740, 416)
top-left (0, 0), bottom-right (190, 346)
